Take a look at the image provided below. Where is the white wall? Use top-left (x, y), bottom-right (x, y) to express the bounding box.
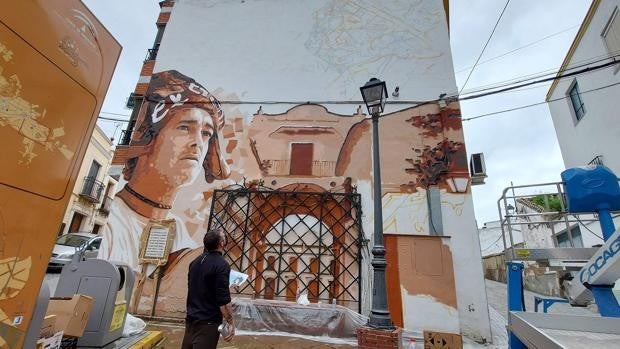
top-left (441, 192), bottom-right (492, 342)
top-left (478, 220), bottom-right (524, 257)
top-left (547, 0), bottom-right (620, 175)
top-left (157, 0), bottom-right (457, 117)
top-left (153, 0), bottom-right (492, 340)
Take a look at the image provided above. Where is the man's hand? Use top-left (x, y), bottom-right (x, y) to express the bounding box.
top-left (222, 322), bottom-right (235, 342)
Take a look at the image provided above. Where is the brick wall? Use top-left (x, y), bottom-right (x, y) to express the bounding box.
top-left (357, 327), bottom-right (401, 349)
top-left (157, 12), bottom-right (171, 24)
top-left (111, 146), bottom-right (130, 165)
top-left (140, 61), bottom-right (155, 77)
top-left (134, 83), bottom-right (148, 95)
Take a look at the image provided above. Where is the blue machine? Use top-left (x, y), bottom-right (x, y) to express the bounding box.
top-left (562, 165), bottom-right (620, 240)
top-left (507, 166), bottom-right (620, 348)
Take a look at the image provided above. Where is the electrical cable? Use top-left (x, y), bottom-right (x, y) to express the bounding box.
top-left (96, 50), bottom-right (620, 127)
top-left (456, 50), bottom-right (620, 96)
top-left (100, 111), bottom-right (131, 117)
top-left (571, 215), bottom-right (604, 240)
top-left (98, 115), bottom-right (130, 122)
top-left (458, 58), bottom-right (620, 102)
top-left (462, 80), bottom-right (620, 121)
top-left (454, 24), bottom-right (580, 74)
top-left (97, 61), bottom-right (620, 125)
top-left (459, 0), bottom-right (511, 94)
top-left (458, 52), bottom-right (620, 97)
top-left (95, 52), bottom-right (619, 119)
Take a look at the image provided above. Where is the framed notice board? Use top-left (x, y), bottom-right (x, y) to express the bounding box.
top-left (138, 220), bottom-right (176, 266)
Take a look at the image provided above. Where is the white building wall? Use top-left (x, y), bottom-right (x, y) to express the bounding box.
top-left (441, 193), bottom-right (492, 342)
top-left (60, 125), bottom-right (116, 233)
top-left (152, 0), bottom-right (491, 340)
top-left (547, 0), bottom-right (620, 175)
top-left (156, 0), bottom-right (458, 115)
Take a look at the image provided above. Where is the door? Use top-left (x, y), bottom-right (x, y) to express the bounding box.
top-left (290, 143), bottom-right (313, 176)
top-left (68, 212), bottom-right (85, 234)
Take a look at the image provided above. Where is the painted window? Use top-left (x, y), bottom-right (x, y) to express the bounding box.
top-left (568, 81), bottom-right (586, 121)
top-left (602, 7), bottom-right (620, 63)
top-left (290, 143), bottom-right (313, 175)
top-left (556, 226), bottom-right (583, 248)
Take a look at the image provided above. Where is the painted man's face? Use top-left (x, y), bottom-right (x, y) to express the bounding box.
top-left (148, 107), bottom-right (214, 186)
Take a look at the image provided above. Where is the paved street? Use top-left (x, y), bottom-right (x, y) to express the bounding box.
top-left (484, 279), bottom-right (598, 319)
top-left (43, 273), bottom-right (604, 348)
top-left (43, 273), bottom-right (59, 296)
top-left (146, 321), bottom-right (357, 349)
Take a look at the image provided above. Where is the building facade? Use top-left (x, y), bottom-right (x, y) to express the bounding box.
top-left (109, 0), bottom-right (491, 341)
top-left (547, 0), bottom-right (620, 175)
top-left (546, 0), bottom-right (620, 299)
top-left (59, 125), bottom-right (117, 236)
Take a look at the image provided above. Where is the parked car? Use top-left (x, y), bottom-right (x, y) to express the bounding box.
top-left (47, 232), bottom-right (101, 272)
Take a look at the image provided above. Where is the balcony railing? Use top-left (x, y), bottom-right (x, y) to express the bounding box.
top-left (588, 155), bottom-right (604, 166)
top-left (145, 47), bottom-right (158, 61)
top-left (265, 160), bottom-right (336, 177)
top-left (79, 177), bottom-right (104, 203)
top-left (118, 129), bottom-right (133, 146)
top-left (98, 196), bottom-right (113, 215)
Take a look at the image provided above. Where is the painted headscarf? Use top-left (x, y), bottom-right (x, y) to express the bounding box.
top-left (125, 70), bottom-right (230, 183)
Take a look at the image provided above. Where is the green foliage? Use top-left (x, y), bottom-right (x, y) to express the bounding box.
top-left (530, 194), bottom-right (563, 212)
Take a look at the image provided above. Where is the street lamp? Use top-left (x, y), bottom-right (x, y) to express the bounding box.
top-left (360, 78), bottom-right (393, 329)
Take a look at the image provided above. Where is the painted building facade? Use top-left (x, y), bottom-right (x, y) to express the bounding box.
top-left (109, 0), bottom-right (491, 341)
top-left (547, 0), bottom-right (620, 175)
top-left (59, 125), bottom-right (118, 236)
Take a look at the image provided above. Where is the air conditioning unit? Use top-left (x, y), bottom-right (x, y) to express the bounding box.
top-left (470, 153), bottom-right (487, 185)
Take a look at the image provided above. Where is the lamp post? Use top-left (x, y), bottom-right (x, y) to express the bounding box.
top-left (360, 78), bottom-right (393, 329)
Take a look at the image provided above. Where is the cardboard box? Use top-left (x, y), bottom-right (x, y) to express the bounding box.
top-left (46, 295), bottom-right (94, 337)
top-left (40, 314), bottom-right (57, 338)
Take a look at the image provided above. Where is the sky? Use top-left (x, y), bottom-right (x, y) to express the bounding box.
top-left (84, 0), bottom-right (592, 227)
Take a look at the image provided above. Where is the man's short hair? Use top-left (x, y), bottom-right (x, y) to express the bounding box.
top-left (203, 228), bottom-right (224, 251)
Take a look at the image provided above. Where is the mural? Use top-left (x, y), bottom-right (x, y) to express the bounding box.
top-left (100, 70), bottom-right (231, 277)
top-left (306, 0), bottom-right (445, 87)
top-left (107, 71), bottom-right (472, 317)
top-left (106, 0), bottom-right (491, 340)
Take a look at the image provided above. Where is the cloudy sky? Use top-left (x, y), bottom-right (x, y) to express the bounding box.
top-left (85, 0), bottom-right (592, 226)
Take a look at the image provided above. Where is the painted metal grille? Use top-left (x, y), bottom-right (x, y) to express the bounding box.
top-left (207, 185), bottom-right (363, 311)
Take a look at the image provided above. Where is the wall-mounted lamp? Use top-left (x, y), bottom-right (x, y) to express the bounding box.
top-left (506, 204), bottom-right (515, 215)
top-left (447, 176), bottom-right (470, 193)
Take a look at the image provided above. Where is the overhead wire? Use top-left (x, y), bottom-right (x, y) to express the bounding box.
top-left (458, 52), bottom-right (620, 96)
top-left (96, 45), bottom-right (620, 125)
top-left (454, 24), bottom-right (580, 74)
top-left (96, 58), bottom-right (620, 124)
top-left (458, 58), bottom-right (620, 102)
top-left (571, 215), bottom-right (604, 241)
top-left (462, 80), bottom-right (620, 121)
top-left (96, 50), bottom-right (619, 121)
top-left (459, 0), bottom-right (511, 94)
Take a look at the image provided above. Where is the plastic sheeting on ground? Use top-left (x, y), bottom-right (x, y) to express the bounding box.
top-left (232, 298), bottom-right (368, 339)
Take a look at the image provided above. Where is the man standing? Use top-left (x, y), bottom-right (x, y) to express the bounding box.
top-left (182, 228), bottom-right (235, 348)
